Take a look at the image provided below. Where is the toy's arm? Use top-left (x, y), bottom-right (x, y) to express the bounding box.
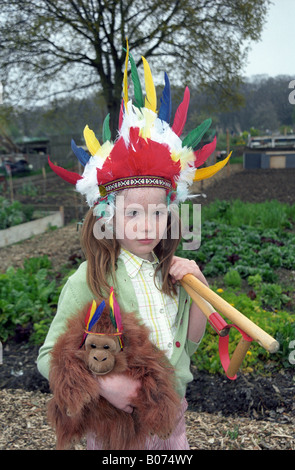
top-left (97, 373), bottom-right (141, 414)
top-left (37, 262), bottom-right (93, 380)
top-left (49, 353), bottom-right (101, 416)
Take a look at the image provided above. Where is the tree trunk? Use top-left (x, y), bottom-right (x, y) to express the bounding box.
top-left (99, 59), bottom-right (124, 140)
top-left (108, 97), bottom-right (122, 140)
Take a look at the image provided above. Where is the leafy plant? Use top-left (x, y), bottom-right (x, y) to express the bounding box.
top-left (248, 275), bottom-right (291, 311)
top-left (192, 287), bottom-right (295, 374)
top-left (0, 196), bottom-right (34, 229)
top-left (182, 199), bottom-right (295, 374)
top-left (200, 199), bottom-right (295, 230)
top-left (224, 269), bottom-right (242, 288)
top-left (177, 217), bottom-right (295, 283)
top-left (18, 182), bottom-right (38, 197)
top-left (0, 256), bottom-right (64, 343)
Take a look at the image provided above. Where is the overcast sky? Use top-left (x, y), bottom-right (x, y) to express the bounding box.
top-left (244, 0), bottom-right (295, 78)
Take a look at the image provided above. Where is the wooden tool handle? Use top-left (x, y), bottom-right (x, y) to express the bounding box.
top-left (181, 281), bottom-right (229, 336)
top-left (181, 274), bottom-right (279, 353)
top-left (226, 337), bottom-right (252, 379)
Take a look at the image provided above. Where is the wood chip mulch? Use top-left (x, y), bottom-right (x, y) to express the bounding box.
top-left (1, 388), bottom-right (294, 451)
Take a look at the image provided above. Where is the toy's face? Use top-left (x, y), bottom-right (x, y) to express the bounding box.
top-left (84, 334), bottom-right (121, 375)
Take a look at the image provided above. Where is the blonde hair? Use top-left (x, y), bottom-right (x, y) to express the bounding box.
top-left (80, 205), bottom-right (181, 299)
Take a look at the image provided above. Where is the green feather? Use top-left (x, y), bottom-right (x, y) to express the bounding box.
top-left (182, 118), bottom-right (212, 149)
top-left (129, 52), bottom-right (144, 108)
top-left (109, 305), bottom-right (117, 329)
top-left (102, 113), bottom-right (111, 142)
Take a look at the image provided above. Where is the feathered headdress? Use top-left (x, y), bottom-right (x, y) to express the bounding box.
top-left (80, 288), bottom-right (124, 349)
top-left (48, 40), bottom-right (231, 209)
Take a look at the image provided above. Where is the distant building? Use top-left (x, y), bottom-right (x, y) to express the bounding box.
top-left (243, 135), bottom-right (295, 169)
top-left (13, 134), bottom-right (81, 172)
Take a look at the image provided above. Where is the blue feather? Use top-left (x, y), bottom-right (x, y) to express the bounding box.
top-left (158, 72), bottom-right (171, 123)
top-left (88, 300), bottom-right (106, 331)
top-left (71, 139), bottom-right (90, 166)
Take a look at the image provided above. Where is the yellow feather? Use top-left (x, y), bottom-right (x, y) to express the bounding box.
top-left (141, 56), bottom-right (157, 112)
top-left (172, 148), bottom-right (195, 169)
top-left (96, 141), bottom-right (113, 160)
top-left (83, 125), bottom-right (101, 156)
top-left (123, 39), bottom-right (129, 109)
top-left (140, 108), bottom-right (156, 139)
top-left (193, 152), bottom-right (232, 182)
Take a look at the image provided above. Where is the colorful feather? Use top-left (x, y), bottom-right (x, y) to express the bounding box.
top-left (85, 299), bottom-right (106, 332)
top-left (118, 99), bottom-right (124, 130)
top-left (171, 87), bottom-right (190, 136)
top-left (47, 156), bottom-right (82, 185)
top-left (142, 56), bottom-right (157, 112)
top-left (129, 52), bottom-right (144, 109)
top-left (123, 39), bottom-right (129, 109)
top-left (79, 299), bottom-right (106, 348)
top-left (158, 72), bottom-right (171, 123)
top-left (84, 300), bottom-right (96, 330)
top-left (193, 151), bottom-right (232, 182)
top-left (109, 287), bottom-right (123, 349)
top-left (83, 125), bottom-right (101, 156)
top-left (98, 128), bottom-right (181, 185)
top-left (182, 118), bottom-right (212, 149)
top-left (194, 136), bottom-right (217, 168)
top-left (71, 139), bottom-right (90, 166)
top-left (102, 113), bottom-right (112, 143)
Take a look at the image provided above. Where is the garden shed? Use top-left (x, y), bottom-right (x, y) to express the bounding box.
top-left (243, 150), bottom-right (295, 169)
top-left (244, 134), bottom-right (295, 169)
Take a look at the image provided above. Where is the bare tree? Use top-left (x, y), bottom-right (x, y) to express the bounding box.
top-left (0, 0), bottom-right (270, 135)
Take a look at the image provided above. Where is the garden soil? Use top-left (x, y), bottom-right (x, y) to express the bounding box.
top-left (0, 166), bottom-right (294, 450)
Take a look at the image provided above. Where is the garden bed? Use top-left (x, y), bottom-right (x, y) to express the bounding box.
top-left (0, 208), bottom-right (64, 248)
top-left (0, 167), bottom-right (295, 450)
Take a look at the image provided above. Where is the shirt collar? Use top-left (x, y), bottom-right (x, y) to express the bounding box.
top-left (119, 248), bottom-right (159, 278)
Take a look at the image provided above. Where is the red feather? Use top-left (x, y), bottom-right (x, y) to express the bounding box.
top-left (48, 156), bottom-right (82, 185)
top-left (97, 127), bottom-right (181, 185)
top-left (118, 99), bottom-right (124, 130)
top-left (194, 136), bottom-right (217, 168)
top-left (110, 287), bottom-right (123, 333)
top-left (171, 87), bottom-right (190, 136)
top-left (84, 302), bottom-right (93, 328)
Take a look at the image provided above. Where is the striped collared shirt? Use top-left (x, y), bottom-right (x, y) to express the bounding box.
top-left (118, 248), bottom-right (179, 358)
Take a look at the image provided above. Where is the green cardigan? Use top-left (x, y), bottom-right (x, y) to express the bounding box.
top-left (37, 259), bottom-right (200, 397)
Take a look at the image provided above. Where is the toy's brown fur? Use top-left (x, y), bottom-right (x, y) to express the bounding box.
top-left (47, 301), bottom-right (181, 450)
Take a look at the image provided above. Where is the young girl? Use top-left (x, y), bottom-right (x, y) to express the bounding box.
top-left (37, 46), bottom-right (230, 450)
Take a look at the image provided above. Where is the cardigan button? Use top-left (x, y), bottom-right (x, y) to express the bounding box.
top-left (175, 341), bottom-right (181, 348)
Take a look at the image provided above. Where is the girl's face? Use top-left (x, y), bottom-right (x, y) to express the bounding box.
top-left (114, 187), bottom-right (168, 261)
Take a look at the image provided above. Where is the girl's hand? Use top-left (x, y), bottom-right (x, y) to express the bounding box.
top-left (169, 256), bottom-right (209, 287)
top-left (169, 256), bottom-right (208, 343)
top-left (97, 373), bottom-right (141, 413)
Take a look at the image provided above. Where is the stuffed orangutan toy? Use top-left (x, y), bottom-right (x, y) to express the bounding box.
top-left (47, 287), bottom-right (181, 450)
